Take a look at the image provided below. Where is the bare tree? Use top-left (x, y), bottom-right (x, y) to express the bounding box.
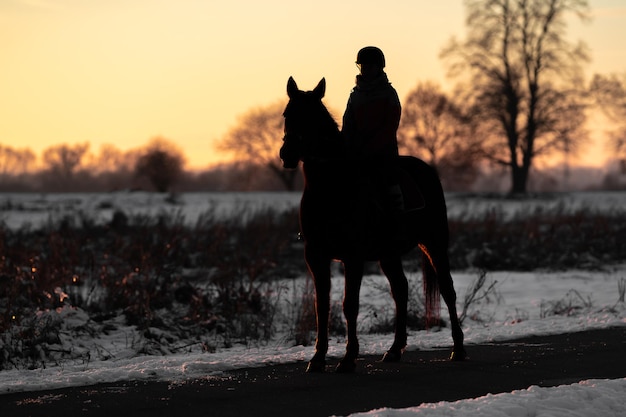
top-left (398, 82), bottom-right (482, 190)
top-left (216, 101), bottom-right (300, 191)
top-left (90, 144), bottom-right (127, 174)
top-left (0, 144), bottom-right (36, 179)
top-left (441, 0), bottom-right (591, 193)
top-left (85, 143), bottom-right (141, 191)
top-left (42, 142), bottom-right (90, 179)
top-left (134, 137), bottom-right (186, 192)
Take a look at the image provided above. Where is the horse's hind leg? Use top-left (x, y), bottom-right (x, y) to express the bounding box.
top-left (430, 251), bottom-right (466, 361)
top-left (305, 246), bottom-right (331, 373)
top-left (336, 259), bottom-right (364, 373)
top-left (379, 257), bottom-right (408, 362)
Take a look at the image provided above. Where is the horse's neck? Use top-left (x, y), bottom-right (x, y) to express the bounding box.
top-left (303, 158), bottom-right (365, 203)
top-left (300, 126), bottom-right (346, 185)
top-left (303, 160), bottom-right (344, 190)
top-left (309, 128), bottom-right (344, 160)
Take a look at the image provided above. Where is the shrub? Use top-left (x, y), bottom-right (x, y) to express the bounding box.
top-left (0, 205), bottom-right (301, 369)
top-left (448, 205), bottom-right (626, 270)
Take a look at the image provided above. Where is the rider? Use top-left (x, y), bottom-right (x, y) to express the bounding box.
top-left (342, 46), bottom-right (405, 234)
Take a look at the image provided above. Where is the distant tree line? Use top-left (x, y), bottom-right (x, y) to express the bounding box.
top-left (0, 137), bottom-right (184, 193)
top-left (0, 135), bottom-right (622, 193)
top-left (0, 135), bottom-right (302, 193)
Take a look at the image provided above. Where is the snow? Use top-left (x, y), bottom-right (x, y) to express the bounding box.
top-left (1, 191), bottom-right (625, 416)
top-left (2, 190), bottom-right (625, 230)
top-left (344, 378), bottom-right (626, 417)
top-left (0, 191), bottom-right (302, 230)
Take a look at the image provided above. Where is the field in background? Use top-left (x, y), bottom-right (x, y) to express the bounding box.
top-left (2, 191), bottom-right (626, 230)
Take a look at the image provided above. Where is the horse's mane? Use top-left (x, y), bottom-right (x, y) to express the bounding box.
top-left (320, 104), bottom-right (340, 135)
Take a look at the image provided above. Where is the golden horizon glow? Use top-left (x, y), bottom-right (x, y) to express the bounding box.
top-left (1, 0), bottom-right (625, 170)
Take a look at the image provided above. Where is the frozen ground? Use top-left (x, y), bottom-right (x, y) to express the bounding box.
top-left (1, 191), bottom-right (625, 416)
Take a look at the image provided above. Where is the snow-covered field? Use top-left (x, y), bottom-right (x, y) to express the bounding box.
top-left (2, 190), bottom-right (625, 229)
top-left (0, 192), bottom-right (301, 230)
top-left (347, 378), bottom-right (626, 417)
top-left (1, 191), bottom-right (625, 416)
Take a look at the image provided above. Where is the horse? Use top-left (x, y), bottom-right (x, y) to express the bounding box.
top-left (279, 77), bottom-right (466, 373)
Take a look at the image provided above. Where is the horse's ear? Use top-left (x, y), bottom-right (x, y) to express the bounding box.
top-left (313, 78), bottom-right (326, 99)
top-left (287, 76), bottom-right (298, 98)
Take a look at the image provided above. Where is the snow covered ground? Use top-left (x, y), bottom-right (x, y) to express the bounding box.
top-left (346, 378), bottom-right (626, 417)
top-left (1, 192), bottom-right (625, 416)
top-left (0, 191), bottom-right (302, 230)
top-left (2, 190), bottom-right (626, 230)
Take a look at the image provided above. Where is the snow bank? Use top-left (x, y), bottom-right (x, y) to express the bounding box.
top-left (344, 378), bottom-right (626, 417)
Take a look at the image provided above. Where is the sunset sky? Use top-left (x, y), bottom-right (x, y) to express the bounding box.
top-left (1, 0), bottom-right (625, 169)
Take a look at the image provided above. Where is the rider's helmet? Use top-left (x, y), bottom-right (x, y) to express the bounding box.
top-left (356, 46), bottom-right (386, 68)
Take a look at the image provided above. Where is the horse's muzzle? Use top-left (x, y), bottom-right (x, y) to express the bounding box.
top-left (281, 159), bottom-right (298, 170)
top-left (279, 143), bottom-right (299, 170)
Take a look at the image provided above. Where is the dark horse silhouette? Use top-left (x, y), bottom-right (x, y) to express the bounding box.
top-left (279, 77), bottom-right (466, 373)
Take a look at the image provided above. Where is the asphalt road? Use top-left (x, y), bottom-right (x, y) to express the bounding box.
top-left (1, 327), bottom-right (625, 417)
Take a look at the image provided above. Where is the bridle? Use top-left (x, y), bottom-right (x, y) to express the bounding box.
top-left (280, 130), bottom-right (304, 169)
top-left (282, 129), bottom-right (341, 167)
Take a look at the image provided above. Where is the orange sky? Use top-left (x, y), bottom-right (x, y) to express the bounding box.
top-left (1, 0), bottom-right (625, 169)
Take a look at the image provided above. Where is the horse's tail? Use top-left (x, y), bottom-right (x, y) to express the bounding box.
top-left (419, 243), bottom-right (441, 328)
top-left (400, 155), bottom-right (446, 327)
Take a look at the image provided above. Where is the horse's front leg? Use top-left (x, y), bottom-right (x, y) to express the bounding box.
top-left (336, 259), bottom-right (364, 373)
top-left (305, 246), bottom-right (331, 373)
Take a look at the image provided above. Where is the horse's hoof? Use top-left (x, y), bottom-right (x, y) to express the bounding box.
top-left (335, 359), bottom-right (357, 373)
top-left (450, 348), bottom-right (467, 361)
top-left (381, 349), bottom-right (402, 362)
top-left (306, 359), bottom-right (326, 373)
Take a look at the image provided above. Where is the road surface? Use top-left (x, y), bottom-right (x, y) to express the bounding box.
top-left (1, 327), bottom-right (625, 417)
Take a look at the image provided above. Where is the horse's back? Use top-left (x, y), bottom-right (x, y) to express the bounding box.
top-left (399, 156), bottom-right (445, 203)
top-left (398, 155), bottom-right (449, 241)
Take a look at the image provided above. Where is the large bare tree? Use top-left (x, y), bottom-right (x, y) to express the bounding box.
top-left (398, 82), bottom-right (482, 190)
top-left (441, 0), bottom-right (590, 193)
top-left (216, 101), bottom-right (300, 191)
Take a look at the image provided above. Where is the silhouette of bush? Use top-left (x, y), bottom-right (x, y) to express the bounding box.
top-left (447, 204), bottom-right (626, 271)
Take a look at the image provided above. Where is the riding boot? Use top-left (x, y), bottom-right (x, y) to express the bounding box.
top-left (386, 184), bottom-right (406, 241)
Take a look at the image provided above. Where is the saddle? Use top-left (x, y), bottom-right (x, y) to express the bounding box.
top-left (331, 168), bottom-right (424, 250)
top-left (363, 168), bottom-right (425, 213)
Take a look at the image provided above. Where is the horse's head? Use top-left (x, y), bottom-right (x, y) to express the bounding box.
top-left (279, 76), bottom-right (339, 169)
